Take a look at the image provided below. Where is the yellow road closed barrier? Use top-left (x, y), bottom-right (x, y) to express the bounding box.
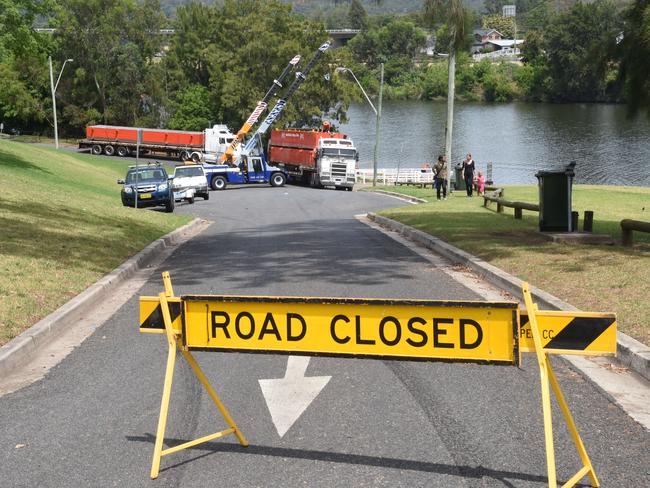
top-left (139, 272), bottom-right (616, 487)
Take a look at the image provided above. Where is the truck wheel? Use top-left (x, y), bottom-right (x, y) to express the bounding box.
top-left (191, 152), bottom-right (202, 163)
top-left (179, 150), bottom-right (190, 161)
top-left (116, 146), bottom-right (129, 157)
top-left (270, 173), bottom-right (286, 187)
top-left (187, 197), bottom-right (195, 204)
top-left (91, 144), bottom-right (103, 155)
top-left (165, 197), bottom-right (174, 213)
top-left (211, 176), bottom-right (227, 191)
top-left (202, 192), bottom-right (210, 201)
top-left (104, 145), bottom-right (115, 156)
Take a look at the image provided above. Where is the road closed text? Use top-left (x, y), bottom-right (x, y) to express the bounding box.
top-left (183, 298), bottom-right (519, 364)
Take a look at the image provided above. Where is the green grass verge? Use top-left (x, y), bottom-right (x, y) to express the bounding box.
top-left (371, 185), bottom-right (650, 345)
top-left (0, 140), bottom-right (191, 345)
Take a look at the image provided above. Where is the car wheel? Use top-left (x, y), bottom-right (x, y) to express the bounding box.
top-left (116, 146), bottom-right (129, 157)
top-left (91, 144), bottom-right (103, 155)
top-left (202, 192), bottom-right (210, 201)
top-left (187, 197), bottom-right (195, 204)
top-left (165, 197), bottom-right (174, 213)
top-left (270, 172), bottom-right (286, 187)
top-left (211, 176), bottom-right (227, 191)
top-left (104, 145), bottom-right (115, 156)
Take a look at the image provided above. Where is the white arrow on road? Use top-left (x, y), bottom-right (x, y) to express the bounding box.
top-left (259, 356), bottom-right (331, 437)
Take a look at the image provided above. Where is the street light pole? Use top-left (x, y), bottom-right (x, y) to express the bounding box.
top-left (336, 64), bottom-right (384, 186)
top-left (48, 56), bottom-right (73, 149)
top-left (373, 63), bottom-right (384, 187)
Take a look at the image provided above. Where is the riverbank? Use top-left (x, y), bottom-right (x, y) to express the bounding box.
top-left (0, 140), bottom-right (191, 345)
top-left (370, 184), bottom-right (650, 345)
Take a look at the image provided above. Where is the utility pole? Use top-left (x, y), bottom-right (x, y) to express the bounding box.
top-left (445, 50), bottom-right (456, 190)
top-left (373, 63), bottom-right (384, 187)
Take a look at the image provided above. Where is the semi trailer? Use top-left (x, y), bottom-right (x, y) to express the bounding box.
top-left (79, 124), bottom-right (239, 162)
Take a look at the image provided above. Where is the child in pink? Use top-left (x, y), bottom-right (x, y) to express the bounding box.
top-left (476, 172), bottom-right (485, 195)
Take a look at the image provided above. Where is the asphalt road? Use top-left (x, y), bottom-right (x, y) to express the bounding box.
top-left (1, 185), bottom-right (648, 487)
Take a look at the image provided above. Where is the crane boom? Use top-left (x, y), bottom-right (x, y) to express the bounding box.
top-left (220, 54), bottom-right (301, 164)
top-left (242, 41), bottom-right (331, 156)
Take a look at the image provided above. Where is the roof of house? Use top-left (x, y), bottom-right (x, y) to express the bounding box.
top-left (474, 28), bottom-right (503, 37)
top-left (487, 39), bottom-right (525, 48)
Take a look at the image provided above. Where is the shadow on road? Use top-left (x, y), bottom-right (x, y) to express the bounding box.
top-left (162, 218), bottom-right (421, 290)
top-left (126, 433), bottom-right (588, 487)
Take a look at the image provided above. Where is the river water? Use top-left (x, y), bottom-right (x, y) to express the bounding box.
top-left (339, 100), bottom-right (650, 186)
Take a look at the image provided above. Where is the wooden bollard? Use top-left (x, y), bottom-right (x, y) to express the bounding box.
top-left (584, 211), bottom-right (594, 232)
top-left (514, 207), bottom-right (523, 219)
top-left (571, 211), bottom-right (579, 232)
top-left (497, 202), bottom-right (504, 213)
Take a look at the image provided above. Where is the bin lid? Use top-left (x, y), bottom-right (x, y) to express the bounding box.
top-left (535, 162), bottom-right (576, 178)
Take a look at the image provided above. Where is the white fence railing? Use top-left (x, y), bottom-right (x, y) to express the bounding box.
top-left (356, 168), bottom-right (436, 185)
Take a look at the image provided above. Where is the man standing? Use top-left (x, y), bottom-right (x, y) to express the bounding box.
top-left (462, 153), bottom-right (476, 197)
top-left (434, 155), bottom-right (448, 200)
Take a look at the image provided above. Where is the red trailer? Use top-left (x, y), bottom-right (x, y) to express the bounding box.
top-left (80, 125), bottom-right (205, 160)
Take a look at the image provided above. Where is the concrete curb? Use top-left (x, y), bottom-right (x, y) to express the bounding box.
top-left (0, 218), bottom-right (207, 378)
top-left (367, 212), bottom-right (650, 382)
top-left (362, 189), bottom-right (428, 204)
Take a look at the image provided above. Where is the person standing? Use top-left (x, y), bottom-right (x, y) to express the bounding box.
top-left (434, 155), bottom-right (448, 200)
top-left (461, 153), bottom-right (476, 197)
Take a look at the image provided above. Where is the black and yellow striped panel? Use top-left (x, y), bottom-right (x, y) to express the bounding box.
top-left (139, 296), bottom-right (182, 334)
top-left (520, 311), bottom-right (616, 356)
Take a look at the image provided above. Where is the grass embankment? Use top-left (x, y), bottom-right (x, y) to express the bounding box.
top-left (374, 185), bottom-right (650, 345)
top-left (0, 140), bottom-right (191, 345)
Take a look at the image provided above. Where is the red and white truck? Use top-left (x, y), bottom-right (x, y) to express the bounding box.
top-left (79, 124), bottom-right (238, 162)
top-left (268, 127), bottom-right (358, 190)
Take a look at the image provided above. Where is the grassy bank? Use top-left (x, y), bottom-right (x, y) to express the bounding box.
top-left (0, 140), bottom-right (191, 345)
top-left (373, 185), bottom-right (650, 345)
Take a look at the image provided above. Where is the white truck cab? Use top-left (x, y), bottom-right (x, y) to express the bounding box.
top-left (190, 125), bottom-right (241, 163)
top-left (317, 138), bottom-right (358, 190)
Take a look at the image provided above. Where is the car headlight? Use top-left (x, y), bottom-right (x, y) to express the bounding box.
top-left (124, 187), bottom-right (133, 194)
top-left (158, 183), bottom-right (168, 191)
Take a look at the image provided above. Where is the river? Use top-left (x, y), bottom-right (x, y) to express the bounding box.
top-left (338, 100), bottom-right (650, 186)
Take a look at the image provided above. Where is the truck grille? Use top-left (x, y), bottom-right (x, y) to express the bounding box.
top-left (331, 162), bottom-right (347, 178)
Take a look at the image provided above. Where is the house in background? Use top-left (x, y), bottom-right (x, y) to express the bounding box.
top-left (472, 28), bottom-right (503, 54)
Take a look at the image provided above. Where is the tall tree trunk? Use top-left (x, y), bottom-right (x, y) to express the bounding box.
top-left (445, 49), bottom-right (456, 180)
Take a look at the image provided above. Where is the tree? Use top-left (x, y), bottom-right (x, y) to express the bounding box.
top-left (619, 0), bottom-right (650, 119)
top-left (543, 0), bottom-right (621, 102)
top-left (53, 0), bottom-right (166, 130)
top-left (348, 0), bottom-right (368, 30)
top-left (424, 0), bottom-right (472, 171)
top-left (348, 17), bottom-right (427, 66)
top-left (482, 13), bottom-right (516, 38)
top-left (166, 0), bottom-right (348, 131)
top-left (168, 85), bottom-right (213, 131)
top-left (0, 0), bottom-right (53, 130)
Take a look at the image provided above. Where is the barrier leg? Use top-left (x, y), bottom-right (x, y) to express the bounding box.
top-left (522, 283), bottom-right (600, 488)
top-left (180, 348), bottom-right (249, 447)
top-left (149, 276), bottom-right (248, 479)
top-left (547, 362), bottom-right (600, 488)
top-left (150, 292), bottom-right (178, 479)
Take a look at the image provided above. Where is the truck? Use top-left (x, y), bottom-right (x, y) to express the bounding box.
top-left (268, 127), bottom-right (358, 190)
top-left (79, 124), bottom-right (239, 162)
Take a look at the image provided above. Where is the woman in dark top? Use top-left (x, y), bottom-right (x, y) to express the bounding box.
top-left (461, 153), bottom-right (475, 197)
